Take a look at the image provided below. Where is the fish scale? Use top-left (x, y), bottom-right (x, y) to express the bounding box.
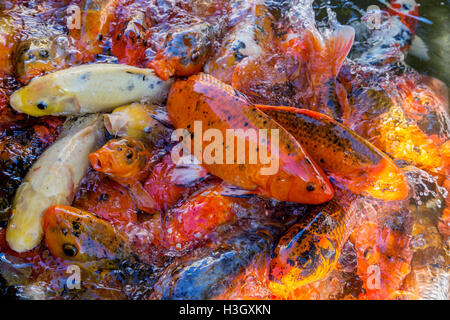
top-left (167, 73), bottom-right (334, 204)
top-left (269, 193), bottom-right (358, 295)
top-left (257, 106), bottom-right (408, 201)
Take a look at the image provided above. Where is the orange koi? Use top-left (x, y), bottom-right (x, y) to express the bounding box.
top-left (269, 192), bottom-right (357, 296)
top-left (72, 170), bottom-right (138, 228)
top-left (72, 0), bottom-right (131, 60)
top-left (163, 183), bottom-right (236, 251)
top-left (149, 23), bottom-right (214, 81)
top-left (375, 108), bottom-right (445, 178)
top-left (143, 154), bottom-right (190, 212)
top-left (89, 137), bottom-right (152, 184)
top-left (279, 25), bottom-right (355, 121)
top-left (166, 73), bottom-right (334, 204)
top-left (257, 106), bottom-right (409, 201)
top-left (354, 219), bottom-right (413, 300)
top-left (89, 137), bottom-right (158, 214)
top-left (204, 2), bottom-right (275, 84)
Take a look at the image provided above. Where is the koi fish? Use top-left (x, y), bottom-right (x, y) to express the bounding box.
top-left (152, 229), bottom-right (275, 299)
top-left (166, 73), bottom-right (334, 204)
top-left (403, 167), bottom-right (449, 300)
top-left (89, 137), bottom-right (152, 184)
top-left (149, 22), bottom-right (215, 81)
top-left (355, 0), bottom-right (421, 64)
top-left (257, 106), bottom-right (408, 201)
top-left (163, 183), bottom-right (236, 251)
top-left (143, 154), bottom-right (191, 212)
top-left (354, 213), bottom-right (413, 300)
top-left (72, 170), bottom-right (138, 228)
top-left (6, 115), bottom-right (104, 253)
top-left (42, 205), bottom-right (132, 265)
top-left (376, 107), bottom-right (445, 178)
top-left (103, 103), bottom-right (171, 148)
top-left (232, 24), bottom-right (354, 121)
top-left (89, 137), bottom-right (158, 214)
top-left (72, 0), bottom-right (125, 60)
top-left (204, 2), bottom-right (275, 84)
top-left (9, 63), bottom-right (172, 116)
top-left (14, 33), bottom-right (70, 85)
top-left (110, 8), bottom-right (148, 66)
top-left (269, 191), bottom-right (358, 296)
top-left (279, 25), bottom-right (355, 121)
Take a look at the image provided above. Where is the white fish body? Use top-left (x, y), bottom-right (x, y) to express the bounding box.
top-left (6, 114), bottom-right (104, 252)
top-left (9, 63), bottom-right (173, 116)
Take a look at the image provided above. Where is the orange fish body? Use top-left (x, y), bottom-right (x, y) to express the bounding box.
top-left (354, 219), bottom-right (413, 300)
top-left (72, 170), bottom-right (138, 228)
top-left (110, 11), bottom-right (147, 66)
top-left (163, 183), bottom-right (236, 251)
top-left (143, 154), bottom-right (188, 212)
top-left (204, 3), bottom-right (275, 84)
top-left (257, 106), bottom-right (409, 201)
top-left (269, 194), bottom-right (356, 296)
top-left (376, 108), bottom-right (445, 178)
top-left (43, 205), bottom-right (132, 265)
top-left (149, 23), bottom-right (214, 81)
top-left (166, 73), bottom-right (333, 204)
top-left (89, 137), bottom-right (158, 213)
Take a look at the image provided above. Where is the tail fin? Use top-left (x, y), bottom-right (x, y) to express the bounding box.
top-left (325, 25), bottom-right (355, 78)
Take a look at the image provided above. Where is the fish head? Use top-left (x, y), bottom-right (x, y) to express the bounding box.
top-left (42, 205), bottom-right (127, 263)
top-left (165, 23), bottom-right (213, 74)
top-left (15, 35), bottom-right (69, 85)
top-left (9, 77), bottom-right (79, 116)
top-left (264, 163), bottom-right (334, 204)
top-left (89, 137), bottom-right (149, 180)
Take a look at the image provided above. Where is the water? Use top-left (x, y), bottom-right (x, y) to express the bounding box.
top-left (313, 0), bottom-right (450, 86)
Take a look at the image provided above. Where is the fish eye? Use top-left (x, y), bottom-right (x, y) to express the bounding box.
top-left (37, 102), bottom-right (47, 110)
top-left (62, 243), bottom-right (78, 257)
top-left (306, 183), bottom-right (315, 192)
top-left (39, 49), bottom-right (49, 59)
top-left (125, 150), bottom-right (134, 159)
top-left (191, 50), bottom-right (200, 62)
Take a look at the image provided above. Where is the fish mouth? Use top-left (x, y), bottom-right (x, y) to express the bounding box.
top-left (89, 152), bottom-right (113, 173)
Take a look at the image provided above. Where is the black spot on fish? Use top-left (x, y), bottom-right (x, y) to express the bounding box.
top-left (127, 82), bottom-right (135, 91)
top-left (72, 221), bottom-right (81, 231)
top-left (81, 72), bottom-right (91, 81)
